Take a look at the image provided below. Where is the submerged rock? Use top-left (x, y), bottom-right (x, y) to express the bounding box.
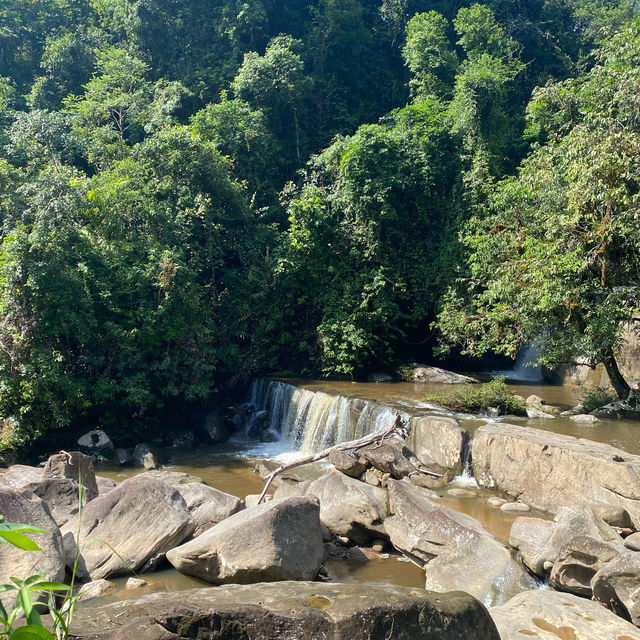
top-left (68, 581), bottom-right (501, 640)
top-left (166, 496), bottom-right (324, 584)
top-left (490, 589), bottom-right (640, 640)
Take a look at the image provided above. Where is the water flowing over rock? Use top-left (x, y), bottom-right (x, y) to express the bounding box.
top-left (385, 479), bottom-right (534, 606)
top-left (490, 589), bottom-right (640, 639)
top-left (68, 581), bottom-right (501, 640)
top-left (472, 423), bottom-right (640, 526)
top-left (61, 475), bottom-right (195, 580)
top-left (166, 496), bottom-right (324, 584)
top-left (246, 378), bottom-right (466, 472)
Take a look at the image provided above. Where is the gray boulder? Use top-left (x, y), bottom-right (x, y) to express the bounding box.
top-left (44, 451), bottom-right (99, 501)
top-left (166, 496), bottom-right (324, 584)
top-left (77, 430), bottom-right (115, 461)
top-left (175, 482), bottom-right (244, 536)
top-left (78, 579), bottom-right (118, 602)
top-left (592, 551), bottom-right (640, 625)
top-left (132, 443), bottom-right (162, 470)
top-left (61, 475), bottom-right (195, 580)
top-left (143, 470), bottom-right (205, 485)
top-left (0, 488), bottom-right (65, 606)
top-left (385, 479), bottom-right (532, 606)
top-left (68, 581), bottom-right (501, 640)
top-left (549, 535), bottom-right (622, 596)
top-left (472, 423), bottom-right (640, 527)
top-left (490, 589), bottom-right (640, 640)
top-left (509, 516), bottom-right (555, 575)
top-left (405, 365), bottom-right (478, 384)
top-left (328, 450), bottom-right (366, 478)
top-left (1, 464), bottom-right (45, 488)
top-left (203, 410), bottom-right (229, 443)
top-left (407, 415), bottom-right (468, 474)
top-left (96, 476), bottom-right (117, 494)
top-left (358, 440), bottom-right (416, 479)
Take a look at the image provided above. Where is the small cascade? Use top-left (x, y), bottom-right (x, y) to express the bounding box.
top-left (490, 343), bottom-right (544, 383)
top-left (454, 438), bottom-right (478, 488)
top-left (248, 379), bottom-right (404, 453)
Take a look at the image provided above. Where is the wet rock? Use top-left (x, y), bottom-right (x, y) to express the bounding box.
top-left (328, 450), bottom-right (366, 478)
top-left (405, 365), bottom-right (478, 384)
top-left (385, 479), bottom-right (532, 606)
top-left (203, 410), bottom-right (229, 444)
top-left (509, 517), bottom-right (555, 575)
top-left (526, 406), bottom-right (556, 419)
top-left (69, 581), bottom-right (501, 640)
top-left (592, 390), bottom-right (640, 420)
top-left (367, 371), bottom-right (394, 382)
top-left (570, 413), bottom-right (599, 423)
top-left (174, 482), bottom-right (244, 536)
top-left (487, 497), bottom-right (507, 508)
top-left (500, 502), bottom-right (530, 513)
top-left (407, 415), bottom-right (468, 474)
top-left (407, 471), bottom-right (448, 490)
top-left (260, 429), bottom-right (279, 443)
top-left (167, 430), bottom-right (195, 449)
top-left (245, 410), bottom-right (269, 439)
top-left (472, 423), bottom-right (640, 527)
top-left (371, 538), bottom-right (386, 553)
top-left (77, 430), bottom-right (114, 462)
top-left (126, 577), bottom-right (149, 589)
top-left (592, 551), bottom-right (640, 625)
top-left (0, 488), bottom-right (65, 607)
top-left (61, 475), bottom-right (195, 580)
top-left (78, 579), bottom-right (117, 601)
top-left (448, 487), bottom-right (475, 498)
top-left (132, 443), bottom-right (162, 470)
top-left (490, 589), bottom-right (640, 640)
top-left (549, 535), bottom-right (622, 596)
top-left (525, 395), bottom-right (560, 416)
top-left (115, 448), bottom-right (133, 465)
top-left (166, 496), bottom-right (324, 584)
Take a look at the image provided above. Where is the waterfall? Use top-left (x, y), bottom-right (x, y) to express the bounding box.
top-left (490, 343), bottom-right (544, 382)
top-left (250, 379), bottom-right (404, 454)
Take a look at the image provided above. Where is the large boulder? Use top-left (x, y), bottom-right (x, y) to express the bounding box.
top-left (404, 365), bottom-right (478, 384)
top-left (43, 451), bottom-right (99, 501)
top-left (77, 430), bottom-right (115, 462)
top-left (490, 589), bottom-right (640, 639)
top-left (385, 479), bottom-right (533, 606)
top-left (174, 482), bottom-right (244, 537)
top-left (472, 423), bottom-right (640, 526)
top-left (357, 440), bottom-right (416, 479)
top-left (549, 535), bottom-right (622, 596)
top-left (166, 496), bottom-right (324, 584)
top-left (328, 450), bottom-right (366, 478)
top-left (68, 581), bottom-right (501, 640)
top-left (407, 415), bottom-right (468, 474)
top-left (508, 517), bottom-right (555, 576)
top-left (592, 552), bottom-right (640, 625)
top-left (0, 488), bottom-right (65, 605)
top-left (0, 464), bottom-right (45, 488)
top-left (61, 475), bottom-right (195, 580)
top-left (279, 468), bottom-right (389, 545)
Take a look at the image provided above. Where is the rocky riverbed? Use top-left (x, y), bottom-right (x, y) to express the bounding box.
top-left (2, 376), bottom-right (640, 638)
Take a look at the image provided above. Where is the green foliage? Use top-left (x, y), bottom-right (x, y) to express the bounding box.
top-left (424, 377), bottom-right (526, 415)
top-left (0, 516), bottom-right (44, 550)
top-left (582, 388), bottom-right (617, 413)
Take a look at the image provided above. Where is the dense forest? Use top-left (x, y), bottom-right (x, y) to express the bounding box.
top-left (1, 0), bottom-right (639, 453)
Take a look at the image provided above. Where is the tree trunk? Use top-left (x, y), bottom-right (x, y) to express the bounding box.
top-left (603, 353), bottom-right (630, 400)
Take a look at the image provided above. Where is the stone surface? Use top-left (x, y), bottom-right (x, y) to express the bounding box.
top-left (203, 410), bottom-right (229, 443)
top-left (385, 479), bottom-right (532, 606)
top-left (303, 469), bottom-right (388, 544)
top-left (472, 423), bottom-right (640, 527)
top-left (61, 475), bottom-right (195, 580)
top-left (358, 441), bottom-right (416, 479)
top-left (407, 365), bottom-right (478, 384)
top-left (509, 517), bottom-right (555, 575)
top-left (96, 476), bottom-right (117, 494)
top-left (77, 430), bottom-right (115, 461)
top-left (328, 450), bottom-right (366, 478)
top-left (624, 532), bottom-right (640, 551)
top-left (490, 588), bottom-right (640, 640)
top-left (174, 482), bottom-right (244, 536)
top-left (0, 488), bottom-right (65, 606)
top-left (166, 496), bottom-right (324, 584)
top-left (78, 579), bottom-right (118, 601)
top-left (44, 451), bottom-right (99, 501)
top-left (143, 470), bottom-right (205, 485)
top-left (68, 581), bottom-right (501, 640)
top-left (549, 535), bottom-right (622, 596)
top-left (592, 551), bottom-right (640, 625)
top-left (126, 577), bottom-right (150, 589)
top-left (570, 413), bottom-right (600, 423)
top-left (1, 464), bottom-right (45, 488)
top-left (487, 496), bottom-right (507, 508)
top-left (500, 502), bottom-right (530, 513)
top-left (407, 415), bottom-right (468, 474)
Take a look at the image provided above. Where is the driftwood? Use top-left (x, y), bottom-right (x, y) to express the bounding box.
top-left (256, 415), bottom-right (440, 504)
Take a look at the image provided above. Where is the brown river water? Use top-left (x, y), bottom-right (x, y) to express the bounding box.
top-left (93, 377), bottom-right (640, 604)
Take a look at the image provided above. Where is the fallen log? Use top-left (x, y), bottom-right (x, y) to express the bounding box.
top-left (256, 415), bottom-right (440, 504)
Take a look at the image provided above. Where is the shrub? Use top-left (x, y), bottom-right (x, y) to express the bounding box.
top-left (424, 377), bottom-right (526, 415)
top-left (582, 387), bottom-right (616, 413)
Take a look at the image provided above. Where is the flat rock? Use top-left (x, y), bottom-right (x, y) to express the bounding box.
top-left (0, 488), bottom-right (65, 606)
top-left (490, 589), bottom-right (640, 639)
top-left (143, 470), bottom-right (205, 485)
top-left (472, 423), bottom-right (640, 527)
top-left (166, 496), bottom-right (324, 584)
top-left (68, 581), bottom-right (501, 640)
top-left (500, 502), bottom-right (530, 513)
top-left (61, 475), bottom-right (195, 580)
top-left (174, 482), bottom-right (244, 536)
top-left (385, 479), bottom-right (533, 606)
top-left (407, 415), bottom-right (468, 474)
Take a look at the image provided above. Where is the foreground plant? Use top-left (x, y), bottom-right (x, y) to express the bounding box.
top-left (424, 377), bottom-right (526, 415)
